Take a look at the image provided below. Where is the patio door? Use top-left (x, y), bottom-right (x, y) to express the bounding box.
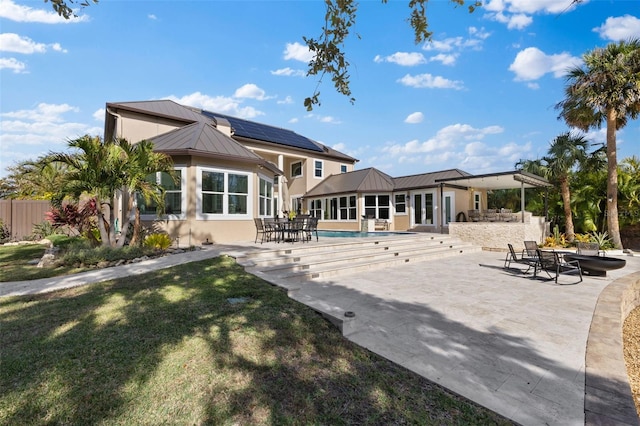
top-left (413, 192), bottom-right (435, 226)
top-left (442, 192), bottom-right (455, 225)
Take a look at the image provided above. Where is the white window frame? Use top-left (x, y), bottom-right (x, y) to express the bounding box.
top-left (139, 166), bottom-right (187, 221)
top-left (258, 174), bottom-right (274, 217)
top-left (394, 193), bottom-right (407, 215)
top-left (340, 164), bottom-right (348, 173)
top-left (363, 194), bottom-right (391, 220)
top-left (291, 161), bottom-right (303, 178)
top-left (313, 159), bottom-right (324, 179)
top-left (473, 191), bottom-right (482, 210)
top-left (196, 166), bottom-right (253, 220)
top-left (309, 199), bottom-right (323, 218)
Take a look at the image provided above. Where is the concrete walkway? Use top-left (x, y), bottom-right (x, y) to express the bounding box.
top-left (2, 243), bottom-right (638, 425)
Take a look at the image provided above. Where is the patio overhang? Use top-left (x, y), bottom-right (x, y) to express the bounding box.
top-left (434, 170), bottom-right (551, 190)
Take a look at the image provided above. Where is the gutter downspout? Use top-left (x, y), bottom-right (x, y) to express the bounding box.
top-left (439, 183), bottom-right (444, 234)
top-left (521, 181), bottom-right (525, 223)
top-left (106, 107), bottom-right (123, 139)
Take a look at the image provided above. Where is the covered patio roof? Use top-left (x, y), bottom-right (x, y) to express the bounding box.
top-left (435, 170), bottom-right (551, 190)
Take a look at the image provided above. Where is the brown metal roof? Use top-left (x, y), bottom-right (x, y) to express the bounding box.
top-left (435, 170), bottom-right (552, 189)
top-left (393, 169), bottom-right (472, 190)
top-left (149, 122), bottom-right (282, 175)
top-left (107, 100), bottom-right (205, 124)
top-left (304, 168), bottom-right (395, 197)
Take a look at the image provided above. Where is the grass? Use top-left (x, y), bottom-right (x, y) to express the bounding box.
top-left (0, 256), bottom-right (514, 425)
top-left (0, 241), bottom-right (88, 282)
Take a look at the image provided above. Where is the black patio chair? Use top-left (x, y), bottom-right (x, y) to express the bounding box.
top-left (534, 249), bottom-right (582, 284)
top-left (303, 216), bottom-right (319, 242)
top-left (523, 240), bottom-right (539, 257)
top-left (576, 242), bottom-right (603, 256)
top-left (253, 218), bottom-right (273, 244)
top-left (504, 243), bottom-right (538, 273)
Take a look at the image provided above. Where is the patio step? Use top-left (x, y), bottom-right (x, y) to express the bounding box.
top-left (236, 234), bottom-right (480, 284)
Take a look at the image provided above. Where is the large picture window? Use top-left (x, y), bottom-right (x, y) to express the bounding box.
top-left (138, 168), bottom-right (186, 219)
top-left (197, 167), bottom-right (251, 219)
top-left (364, 194), bottom-right (390, 219)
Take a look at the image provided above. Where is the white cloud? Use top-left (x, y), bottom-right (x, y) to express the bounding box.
top-left (270, 67), bottom-right (306, 77)
top-left (305, 113), bottom-right (341, 124)
top-left (397, 73), bottom-right (464, 90)
top-left (277, 96), bottom-right (294, 105)
top-left (509, 47), bottom-right (582, 81)
top-left (594, 15), bottom-right (640, 41)
top-left (288, 117), bottom-right (299, 124)
top-left (233, 83), bottom-right (271, 101)
top-left (165, 91), bottom-right (265, 119)
top-left (283, 42), bottom-right (314, 62)
top-left (0, 57), bottom-right (26, 73)
top-left (0, 0), bottom-right (88, 23)
top-left (404, 112), bottom-right (424, 124)
top-left (148, 14), bottom-right (157, 20)
top-left (429, 53), bottom-right (457, 66)
top-left (92, 108), bottom-right (105, 121)
top-left (0, 103), bottom-right (101, 152)
top-left (0, 33), bottom-right (67, 54)
top-left (483, 0), bottom-right (583, 30)
top-left (374, 52), bottom-right (426, 66)
top-left (382, 123), bottom-right (504, 157)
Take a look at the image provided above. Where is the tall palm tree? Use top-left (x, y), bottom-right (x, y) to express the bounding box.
top-left (556, 39), bottom-right (640, 248)
top-left (544, 132), bottom-right (589, 242)
top-left (517, 133), bottom-right (589, 241)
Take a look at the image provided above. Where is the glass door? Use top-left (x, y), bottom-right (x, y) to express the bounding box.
top-left (413, 193), bottom-right (435, 225)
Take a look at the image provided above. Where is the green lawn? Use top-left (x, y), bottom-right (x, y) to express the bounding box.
top-left (0, 242), bottom-right (87, 282)
top-left (0, 256), bottom-right (514, 425)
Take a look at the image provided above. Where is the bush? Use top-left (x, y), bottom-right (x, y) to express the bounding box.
top-left (0, 219), bottom-right (10, 243)
top-left (144, 233), bottom-right (172, 251)
top-left (30, 221), bottom-right (57, 240)
top-left (60, 240), bottom-right (149, 267)
top-left (590, 231), bottom-right (614, 250)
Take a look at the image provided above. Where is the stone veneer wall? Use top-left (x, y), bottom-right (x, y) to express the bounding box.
top-left (585, 271), bottom-right (640, 425)
top-left (448, 212), bottom-right (548, 250)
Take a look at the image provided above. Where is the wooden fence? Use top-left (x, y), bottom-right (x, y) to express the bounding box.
top-left (0, 200), bottom-right (52, 240)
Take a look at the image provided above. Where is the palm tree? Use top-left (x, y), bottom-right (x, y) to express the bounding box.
top-left (48, 135), bottom-right (128, 246)
top-left (556, 39), bottom-right (640, 248)
top-left (117, 139), bottom-right (175, 247)
top-left (544, 132), bottom-right (589, 242)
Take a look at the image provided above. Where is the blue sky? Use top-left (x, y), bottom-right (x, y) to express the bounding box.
top-left (1, 0), bottom-right (639, 179)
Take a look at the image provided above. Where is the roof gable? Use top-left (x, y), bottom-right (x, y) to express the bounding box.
top-left (149, 122), bottom-right (282, 174)
top-left (305, 168), bottom-right (394, 197)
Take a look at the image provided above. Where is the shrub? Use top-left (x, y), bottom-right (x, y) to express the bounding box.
top-left (144, 233), bottom-right (172, 251)
top-left (60, 242), bottom-right (149, 267)
top-left (0, 219), bottom-right (10, 243)
top-left (590, 231), bottom-right (614, 250)
top-left (30, 221), bottom-right (57, 240)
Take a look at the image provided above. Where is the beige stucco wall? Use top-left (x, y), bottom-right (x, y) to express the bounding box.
top-left (114, 112), bottom-right (184, 142)
top-left (448, 213), bottom-right (549, 250)
top-left (393, 214), bottom-right (411, 231)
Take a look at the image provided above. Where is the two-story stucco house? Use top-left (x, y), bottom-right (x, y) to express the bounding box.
top-left (104, 100), bottom-right (357, 244)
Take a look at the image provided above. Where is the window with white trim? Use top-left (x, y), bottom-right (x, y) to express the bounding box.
top-left (258, 177), bottom-right (273, 217)
top-left (394, 194), bottom-right (407, 214)
top-left (310, 199), bottom-right (322, 218)
top-left (364, 194), bottom-right (390, 219)
top-left (197, 167), bottom-right (251, 219)
top-left (314, 160), bottom-right (323, 178)
top-left (291, 161), bottom-right (303, 178)
top-left (138, 168), bottom-right (186, 219)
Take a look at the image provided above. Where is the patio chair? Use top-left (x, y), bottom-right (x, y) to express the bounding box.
top-left (303, 216), bottom-right (319, 242)
top-left (484, 209), bottom-right (498, 222)
top-left (504, 243), bottom-right (538, 273)
top-left (254, 218), bottom-right (272, 244)
top-left (576, 242), bottom-right (602, 256)
top-left (287, 217), bottom-right (305, 243)
top-left (263, 218), bottom-right (278, 242)
top-left (468, 209), bottom-right (481, 222)
top-left (499, 208), bottom-right (515, 222)
top-left (534, 249), bottom-right (582, 284)
top-left (523, 241), bottom-right (539, 257)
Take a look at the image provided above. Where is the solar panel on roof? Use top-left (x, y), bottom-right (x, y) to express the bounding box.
top-left (201, 110), bottom-right (323, 152)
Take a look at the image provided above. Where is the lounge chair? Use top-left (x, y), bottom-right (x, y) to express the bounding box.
top-left (576, 242), bottom-right (602, 256)
top-left (504, 243), bottom-right (538, 273)
top-left (534, 249), bottom-right (583, 284)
